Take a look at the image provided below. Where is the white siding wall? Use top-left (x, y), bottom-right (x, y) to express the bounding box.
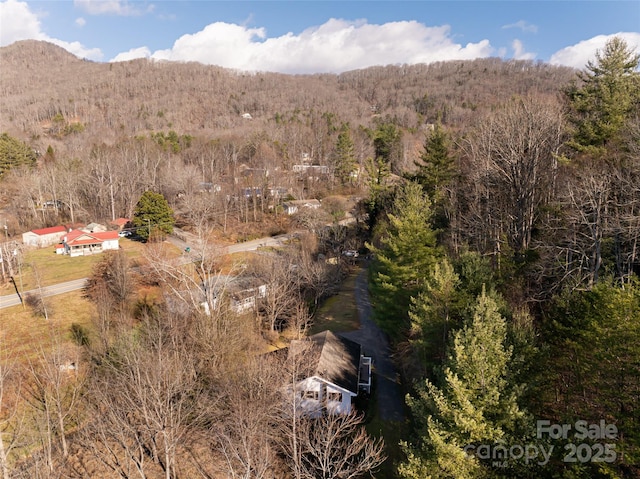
top-left (298, 376), bottom-right (354, 416)
top-left (325, 384), bottom-right (352, 415)
top-left (102, 239), bottom-right (119, 251)
top-left (22, 232), bottom-right (63, 247)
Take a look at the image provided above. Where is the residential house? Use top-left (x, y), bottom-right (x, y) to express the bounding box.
top-left (283, 199), bottom-right (321, 215)
top-left (109, 218), bottom-right (130, 231)
top-left (200, 275), bottom-right (267, 314)
top-left (287, 330), bottom-right (372, 416)
top-left (83, 222), bottom-right (108, 233)
top-left (55, 229), bottom-right (119, 257)
top-left (292, 164), bottom-right (330, 178)
top-left (22, 225), bottom-right (70, 247)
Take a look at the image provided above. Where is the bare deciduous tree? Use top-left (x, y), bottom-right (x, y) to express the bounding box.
top-left (83, 313), bottom-right (207, 479)
top-left (24, 336), bottom-right (83, 472)
top-left (212, 356), bottom-right (284, 479)
top-left (0, 337), bottom-right (25, 479)
top-left (252, 252), bottom-right (301, 332)
top-left (297, 412), bottom-right (385, 479)
top-left (464, 95), bottom-right (565, 259)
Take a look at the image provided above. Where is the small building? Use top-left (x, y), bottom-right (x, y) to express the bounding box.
top-left (287, 331), bottom-right (372, 416)
top-left (292, 164), bottom-right (330, 175)
top-left (283, 199), bottom-right (321, 215)
top-left (82, 222), bottom-right (108, 233)
top-left (22, 225), bottom-right (69, 248)
top-left (109, 218), bottom-right (130, 231)
top-left (55, 229), bottom-right (119, 257)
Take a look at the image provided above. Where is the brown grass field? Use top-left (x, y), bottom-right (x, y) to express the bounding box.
top-left (1, 290), bottom-right (95, 361)
top-left (0, 238), bottom-right (180, 361)
top-left (2, 238), bottom-right (149, 293)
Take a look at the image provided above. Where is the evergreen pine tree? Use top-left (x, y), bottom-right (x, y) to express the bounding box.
top-left (413, 123), bottom-right (456, 201)
top-left (400, 289), bottom-right (525, 479)
top-left (566, 36), bottom-right (640, 154)
top-left (132, 191), bottom-right (175, 242)
top-left (408, 258), bottom-right (460, 375)
top-left (368, 182), bottom-right (441, 339)
top-left (0, 133), bottom-right (37, 178)
top-left (334, 123), bottom-right (357, 185)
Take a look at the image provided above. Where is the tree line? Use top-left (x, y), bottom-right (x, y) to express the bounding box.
top-left (366, 37), bottom-right (640, 478)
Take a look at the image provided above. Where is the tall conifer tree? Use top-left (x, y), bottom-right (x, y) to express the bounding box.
top-left (400, 290), bottom-right (525, 479)
top-left (566, 36), bottom-right (640, 154)
top-left (368, 182), bottom-right (441, 338)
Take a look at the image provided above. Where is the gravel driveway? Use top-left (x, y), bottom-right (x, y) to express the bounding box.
top-left (341, 266), bottom-right (405, 422)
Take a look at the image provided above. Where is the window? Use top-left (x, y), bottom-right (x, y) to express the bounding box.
top-left (303, 390), bottom-right (319, 401)
top-left (328, 392), bottom-right (342, 402)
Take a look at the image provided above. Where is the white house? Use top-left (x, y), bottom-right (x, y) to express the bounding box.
top-left (55, 229), bottom-right (119, 257)
top-left (230, 280), bottom-right (267, 313)
top-left (292, 164), bottom-right (330, 176)
top-left (283, 199), bottom-right (322, 215)
top-left (287, 331), bottom-right (372, 416)
top-left (200, 275), bottom-right (267, 315)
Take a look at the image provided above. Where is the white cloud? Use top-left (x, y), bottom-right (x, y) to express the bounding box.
top-left (550, 32), bottom-right (640, 69)
top-left (511, 39), bottom-right (536, 60)
top-left (73, 0), bottom-right (154, 16)
top-left (147, 19), bottom-right (494, 74)
top-left (111, 46), bottom-right (151, 62)
top-left (0, 0), bottom-right (43, 45)
top-left (75, 17), bottom-right (86, 27)
top-left (0, 0), bottom-right (103, 60)
top-left (47, 38), bottom-right (102, 60)
top-left (502, 20), bottom-right (538, 34)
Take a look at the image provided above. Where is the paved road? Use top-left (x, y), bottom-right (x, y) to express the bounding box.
top-left (1, 231), bottom-right (292, 310)
top-left (341, 266), bottom-right (405, 422)
top-left (0, 278), bottom-right (88, 310)
top-left (169, 228), bottom-right (293, 257)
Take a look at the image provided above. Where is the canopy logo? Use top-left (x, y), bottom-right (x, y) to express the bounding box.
top-left (464, 419), bottom-right (618, 468)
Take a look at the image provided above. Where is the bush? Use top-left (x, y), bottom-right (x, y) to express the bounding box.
top-left (70, 323), bottom-right (90, 346)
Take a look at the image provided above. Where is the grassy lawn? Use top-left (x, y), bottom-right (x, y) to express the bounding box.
top-left (1, 290), bottom-right (95, 361)
top-left (309, 267), bottom-right (361, 334)
top-left (365, 390), bottom-right (407, 478)
top-left (0, 238), bottom-right (170, 294)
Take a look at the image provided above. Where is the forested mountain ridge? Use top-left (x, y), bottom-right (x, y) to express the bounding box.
top-left (1, 40), bottom-right (575, 144)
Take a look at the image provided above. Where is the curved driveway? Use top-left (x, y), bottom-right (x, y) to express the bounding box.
top-left (341, 266), bottom-right (405, 422)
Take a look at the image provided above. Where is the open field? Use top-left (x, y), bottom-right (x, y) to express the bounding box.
top-left (2, 238), bottom-right (144, 292)
top-left (0, 290), bottom-right (95, 361)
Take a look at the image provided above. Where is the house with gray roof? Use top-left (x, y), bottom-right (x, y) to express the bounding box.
top-left (288, 330), bottom-right (372, 416)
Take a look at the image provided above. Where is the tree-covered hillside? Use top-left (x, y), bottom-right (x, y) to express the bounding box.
top-left (0, 37), bottom-right (638, 479)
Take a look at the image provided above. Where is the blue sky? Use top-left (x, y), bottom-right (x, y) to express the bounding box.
top-left (1, 0), bottom-right (638, 73)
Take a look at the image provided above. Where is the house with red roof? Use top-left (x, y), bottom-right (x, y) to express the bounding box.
top-left (55, 229), bottom-right (119, 257)
top-left (109, 217), bottom-right (130, 231)
top-left (22, 225), bottom-right (70, 247)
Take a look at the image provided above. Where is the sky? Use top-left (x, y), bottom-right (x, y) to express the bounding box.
top-left (0, 0), bottom-right (639, 74)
